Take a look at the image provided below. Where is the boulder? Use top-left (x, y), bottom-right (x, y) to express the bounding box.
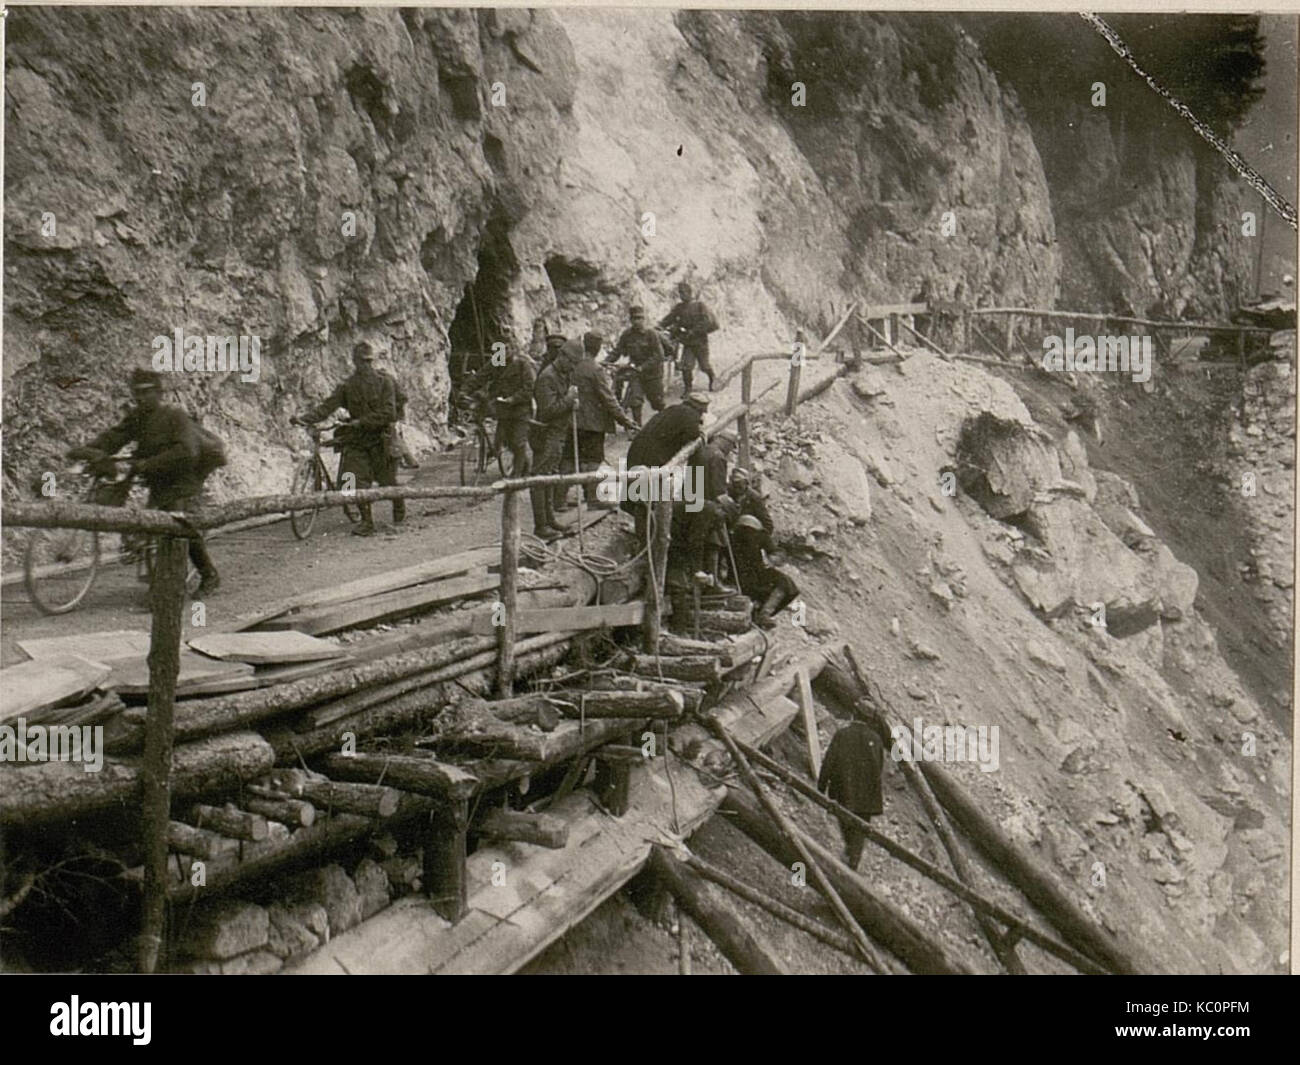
top-left (266, 901), bottom-right (329, 960)
top-left (177, 900), bottom-right (269, 961)
top-left (284, 864), bottom-right (362, 937)
top-left (353, 857), bottom-right (392, 920)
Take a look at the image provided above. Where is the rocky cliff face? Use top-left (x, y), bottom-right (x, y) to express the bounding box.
top-left (3, 8), bottom-right (1260, 500)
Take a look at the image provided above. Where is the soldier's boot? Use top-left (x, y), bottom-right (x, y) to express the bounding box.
top-left (530, 487), bottom-right (558, 540)
top-left (755, 586), bottom-right (784, 629)
top-left (190, 537), bottom-right (220, 597)
top-left (681, 368), bottom-right (694, 395)
top-left (392, 497), bottom-right (407, 525)
top-left (352, 502), bottom-right (377, 537)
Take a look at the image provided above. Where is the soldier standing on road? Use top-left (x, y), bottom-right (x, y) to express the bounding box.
top-left (570, 331), bottom-right (637, 505)
top-left (660, 281), bottom-right (720, 395)
top-left (607, 305), bottom-right (667, 427)
top-left (493, 339), bottom-right (537, 477)
top-left (530, 342), bottom-right (579, 540)
top-left (294, 341), bottom-right (402, 537)
top-left (68, 368), bottom-right (224, 596)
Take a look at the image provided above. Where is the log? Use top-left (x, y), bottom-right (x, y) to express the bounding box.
top-left (689, 609), bottom-right (751, 635)
top-left (187, 803), bottom-right (269, 842)
top-left (710, 720), bottom-right (884, 971)
top-left (317, 752), bottom-right (478, 802)
top-left (241, 793), bottom-right (315, 828)
top-left (648, 847), bottom-right (788, 975)
top-left (721, 786), bottom-right (970, 975)
top-left (127, 635), bottom-right (498, 744)
top-left (420, 712), bottom-right (568, 763)
top-left (426, 799), bottom-right (469, 921)
top-left (459, 694), bottom-right (562, 730)
top-left (0, 730), bottom-right (274, 828)
top-left (264, 633), bottom-right (575, 762)
top-left (682, 850), bottom-right (859, 959)
top-left (641, 499), bottom-right (673, 654)
top-left (299, 666), bottom-right (463, 730)
top-left (497, 489), bottom-right (522, 696)
top-left (139, 533), bottom-right (188, 974)
top-left (590, 674), bottom-right (706, 713)
top-left (732, 737), bottom-right (1106, 974)
top-left (167, 821), bottom-right (240, 861)
top-left (592, 756), bottom-right (632, 817)
top-left (838, 647), bottom-right (1142, 975)
top-left (294, 778), bottom-right (400, 819)
top-left (658, 631), bottom-right (764, 669)
top-left (550, 689), bottom-right (685, 720)
top-left (474, 808), bottom-right (570, 849)
top-left (627, 654), bottom-right (722, 683)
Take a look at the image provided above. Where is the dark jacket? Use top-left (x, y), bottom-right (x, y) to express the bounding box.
top-left (627, 403), bottom-right (704, 468)
top-left (533, 362), bottom-right (574, 436)
top-left (817, 722), bottom-right (884, 818)
top-left (660, 299), bottom-right (718, 352)
top-left (306, 369), bottom-right (399, 432)
top-left (696, 441), bottom-right (730, 501)
top-left (87, 403), bottom-right (207, 497)
top-left (571, 357), bottom-right (632, 434)
top-left (495, 354), bottom-right (537, 421)
top-left (612, 325), bottom-right (665, 368)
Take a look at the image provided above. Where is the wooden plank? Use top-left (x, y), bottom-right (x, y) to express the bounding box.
top-left (468, 601), bottom-right (643, 637)
top-left (287, 753), bottom-right (722, 975)
top-left (261, 571), bottom-right (500, 636)
top-left (795, 667), bottom-right (822, 778)
top-left (187, 631), bottom-right (344, 665)
top-left (107, 651), bottom-right (254, 698)
top-left (226, 546), bottom-right (500, 631)
top-left (17, 629), bottom-right (151, 665)
top-left (0, 654), bottom-right (112, 722)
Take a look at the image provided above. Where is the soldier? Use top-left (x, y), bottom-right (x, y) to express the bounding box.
top-left (68, 368), bottom-right (223, 595)
top-left (570, 331), bottom-right (637, 501)
top-left (608, 305), bottom-right (666, 426)
top-left (685, 433), bottom-right (737, 586)
top-left (623, 392), bottom-right (710, 541)
top-left (294, 341), bottom-right (402, 537)
top-left (727, 467), bottom-right (773, 535)
top-left (538, 332), bottom-right (568, 375)
top-left (817, 722), bottom-right (885, 869)
top-left (530, 341), bottom-right (579, 540)
top-left (492, 339), bottom-right (537, 477)
top-left (659, 281), bottom-right (720, 394)
top-left (729, 512), bottom-right (799, 628)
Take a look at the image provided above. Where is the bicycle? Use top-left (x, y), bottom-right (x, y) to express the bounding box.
top-left (287, 421), bottom-right (362, 539)
top-left (24, 460), bottom-right (201, 615)
top-left (453, 389), bottom-right (514, 486)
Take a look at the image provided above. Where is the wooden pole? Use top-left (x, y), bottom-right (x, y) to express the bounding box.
top-left (708, 718), bottom-right (885, 971)
top-left (571, 410), bottom-right (586, 556)
top-left (497, 488), bottom-right (521, 697)
top-left (138, 533), bottom-right (187, 974)
top-left (426, 798), bottom-right (469, 921)
top-left (641, 499), bottom-right (672, 654)
top-left (795, 668), bottom-right (822, 778)
top-left (648, 847), bottom-right (788, 974)
top-left (785, 332), bottom-right (805, 417)
top-left (738, 361), bottom-right (753, 472)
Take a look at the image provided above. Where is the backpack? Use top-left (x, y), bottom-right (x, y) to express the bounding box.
top-left (193, 421), bottom-right (228, 476)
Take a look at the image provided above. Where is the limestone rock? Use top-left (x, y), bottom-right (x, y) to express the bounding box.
top-left (177, 900), bottom-right (269, 961)
top-left (353, 857), bottom-right (392, 920)
top-left (284, 864), bottom-right (363, 937)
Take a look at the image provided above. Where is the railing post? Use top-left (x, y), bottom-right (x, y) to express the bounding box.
top-left (1004, 313), bottom-right (1015, 356)
top-left (641, 498), bottom-right (673, 655)
top-left (738, 361), bottom-right (753, 471)
top-left (785, 332), bottom-right (805, 418)
top-left (497, 488), bottom-right (521, 697)
top-left (138, 533), bottom-right (187, 974)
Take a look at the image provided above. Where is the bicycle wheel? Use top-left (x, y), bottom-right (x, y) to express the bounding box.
top-left (25, 527), bottom-right (100, 615)
top-left (289, 459), bottom-right (320, 539)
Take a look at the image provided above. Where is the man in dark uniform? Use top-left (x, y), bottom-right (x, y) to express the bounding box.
top-left (537, 332), bottom-right (568, 375)
top-left (493, 340), bottom-right (536, 477)
top-left (659, 281), bottom-right (719, 394)
top-left (817, 721), bottom-right (885, 869)
top-left (728, 467), bottom-right (773, 535)
top-left (729, 513), bottom-right (799, 628)
top-left (69, 368), bottom-right (222, 595)
top-left (530, 341), bottom-right (579, 540)
top-left (295, 341), bottom-right (401, 537)
top-left (623, 392), bottom-right (709, 541)
top-left (683, 433), bottom-right (737, 584)
top-left (607, 305), bottom-right (666, 426)
top-left (570, 332), bottom-right (637, 503)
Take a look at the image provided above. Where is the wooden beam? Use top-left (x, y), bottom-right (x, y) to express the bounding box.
top-left (738, 362), bottom-right (753, 471)
top-left (474, 808), bottom-right (570, 850)
top-left (795, 668), bottom-right (822, 779)
top-left (187, 803), bottom-right (269, 842)
top-left (138, 534), bottom-right (187, 974)
top-left (641, 499), bottom-right (673, 654)
top-left (648, 847), bottom-right (788, 974)
top-left (261, 571), bottom-right (499, 636)
top-left (426, 798), bottom-right (470, 921)
top-left (317, 752), bottom-right (479, 802)
top-left (470, 601), bottom-right (643, 636)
